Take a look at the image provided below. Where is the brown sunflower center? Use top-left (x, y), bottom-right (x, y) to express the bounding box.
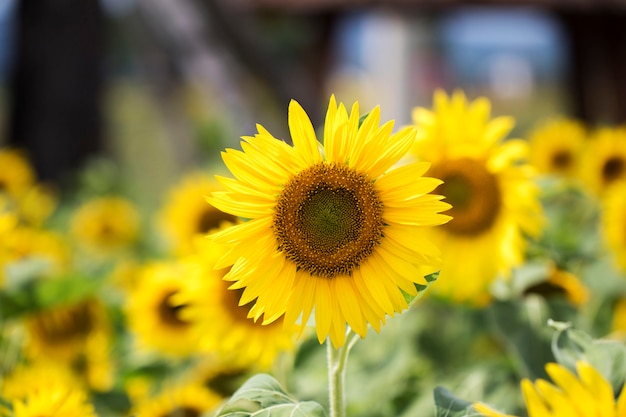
top-left (602, 156), bottom-right (625, 184)
top-left (273, 162), bottom-right (384, 278)
top-left (430, 157), bottom-right (501, 236)
top-left (197, 208), bottom-right (237, 234)
top-left (551, 149), bottom-right (573, 170)
top-left (34, 301), bottom-right (94, 344)
top-left (158, 291), bottom-right (189, 328)
top-left (160, 407), bottom-right (201, 417)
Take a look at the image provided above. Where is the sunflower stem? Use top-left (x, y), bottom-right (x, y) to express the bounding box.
top-left (327, 329), bottom-right (360, 417)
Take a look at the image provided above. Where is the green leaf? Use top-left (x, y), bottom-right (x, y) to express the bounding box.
top-left (217, 374), bottom-right (327, 417)
top-left (34, 274), bottom-right (102, 308)
top-left (550, 323), bottom-right (626, 392)
top-left (433, 387), bottom-right (474, 417)
top-left (403, 271), bottom-right (439, 306)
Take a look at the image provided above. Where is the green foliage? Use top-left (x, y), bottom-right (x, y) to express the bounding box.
top-left (217, 374), bottom-right (328, 417)
top-left (433, 387), bottom-right (474, 417)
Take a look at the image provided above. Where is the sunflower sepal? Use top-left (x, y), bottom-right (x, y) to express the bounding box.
top-left (216, 373), bottom-right (328, 417)
top-left (403, 271), bottom-right (439, 306)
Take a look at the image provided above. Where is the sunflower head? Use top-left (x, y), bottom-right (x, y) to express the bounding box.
top-left (411, 90), bottom-right (543, 305)
top-left (520, 361), bottom-right (626, 417)
top-left (124, 261), bottom-right (202, 357)
top-left (158, 172), bottom-right (237, 254)
top-left (522, 266), bottom-right (589, 307)
top-left (580, 127), bottom-right (626, 196)
top-left (208, 95), bottom-right (450, 347)
top-left (527, 117), bottom-right (587, 178)
top-left (70, 196), bottom-right (140, 255)
top-left (0, 148), bottom-right (35, 200)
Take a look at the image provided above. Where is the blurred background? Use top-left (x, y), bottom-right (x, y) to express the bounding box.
top-left (1, 0), bottom-right (626, 205)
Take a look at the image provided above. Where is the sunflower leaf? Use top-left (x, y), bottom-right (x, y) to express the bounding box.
top-left (216, 374), bottom-right (328, 417)
top-left (403, 271), bottom-right (439, 306)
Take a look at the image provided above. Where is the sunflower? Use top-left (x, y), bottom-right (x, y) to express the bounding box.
top-left (410, 90), bottom-right (543, 305)
top-left (473, 361), bottom-right (626, 417)
top-left (158, 172), bottom-right (237, 254)
top-left (130, 383), bottom-right (222, 417)
top-left (0, 148), bottom-right (35, 201)
top-left (522, 265), bottom-right (589, 307)
top-left (3, 227), bottom-right (70, 277)
top-left (179, 237), bottom-right (298, 369)
top-left (10, 384), bottom-right (97, 417)
top-left (527, 117), bottom-right (587, 178)
top-left (580, 127), bottom-right (626, 197)
top-left (601, 181), bottom-right (626, 271)
top-left (1, 360), bottom-right (80, 401)
top-left (23, 298), bottom-right (115, 391)
top-left (124, 261), bottom-right (202, 357)
top-left (207, 95), bottom-right (450, 348)
top-left (70, 196), bottom-right (140, 255)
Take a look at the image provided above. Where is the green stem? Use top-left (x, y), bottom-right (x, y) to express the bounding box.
top-left (327, 329), bottom-right (360, 417)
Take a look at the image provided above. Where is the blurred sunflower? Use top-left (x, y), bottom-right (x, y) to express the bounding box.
top-left (611, 297), bottom-right (626, 338)
top-left (580, 127), bottom-right (626, 197)
top-left (0, 148), bottom-right (35, 201)
top-left (527, 117), bottom-right (587, 178)
top-left (158, 172), bottom-right (237, 254)
top-left (9, 383), bottom-right (97, 417)
top-left (474, 361), bottom-right (626, 417)
top-left (410, 90), bottom-right (543, 305)
top-left (124, 261), bottom-right (202, 357)
top-left (523, 265), bottom-right (589, 307)
top-left (180, 237), bottom-right (298, 370)
top-left (70, 196), bottom-right (140, 255)
top-left (23, 298), bottom-right (115, 391)
top-left (130, 383), bottom-right (222, 417)
top-left (208, 95), bottom-right (450, 347)
top-left (1, 360), bottom-right (80, 401)
top-left (3, 227), bottom-right (70, 277)
top-left (601, 181), bottom-right (626, 271)
top-left (16, 184), bottom-right (57, 226)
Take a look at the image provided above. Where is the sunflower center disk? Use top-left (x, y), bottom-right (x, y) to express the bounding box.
top-left (432, 157), bottom-right (501, 236)
top-left (274, 163), bottom-right (384, 278)
top-left (602, 156), bottom-right (625, 184)
top-left (158, 292), bottom-right (189, 328)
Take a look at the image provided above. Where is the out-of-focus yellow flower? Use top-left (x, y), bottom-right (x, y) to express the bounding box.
top-left (601, 181), bottom-right (626, 271)
top-left (130, 382), bottom-right (222, 417)
top-left (580, 127), bottom-right (626, 197)
top-left (70, 196), bottom-right (140, 255)
top-left (158, 172), bottom-right (236, 254)
top-left (16, 184), bottom-right (57, 226)
top-left (10, 384), bottom-right (97, 417)
top-left (523, 265), bottom-right (589, 307)
top-left (208, 95), bottom-right (450, 347)
top-left (180, 237), bottom-right (299, 370)
top-left (0, 148), bottom-right (35, 200)
top-left (411, 90), bottom-right (543, 305)
top-left (474, 361), bottom-right (626, 417)
top-left (3, 227), bottom-right (71, 277)
top-left (124, 261), bottom-right (202, 357)
top-left (23, 298), bottom-right (114, 392)
top-left (528, 117), bottom-right (587, 178)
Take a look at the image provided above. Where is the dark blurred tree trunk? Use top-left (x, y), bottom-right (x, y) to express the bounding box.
top-left (557, 10), bottom-right (626, 125)
top-left (6, 0), bottom-right (105, 184)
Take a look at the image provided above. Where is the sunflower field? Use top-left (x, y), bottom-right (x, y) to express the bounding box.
top-left (1, 89), bottom-right (626, 417)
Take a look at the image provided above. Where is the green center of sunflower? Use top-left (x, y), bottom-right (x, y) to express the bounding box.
top-left (197, 207), bottom-right (237, 233)
top-left (273, 162), bottom-right (384, 278)
top-left (158, 291), bottom-right (189, 328)
top-left (602, 156), bottom-right (625, 184)
top-left (430, 157), bottom-right (501, 236)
